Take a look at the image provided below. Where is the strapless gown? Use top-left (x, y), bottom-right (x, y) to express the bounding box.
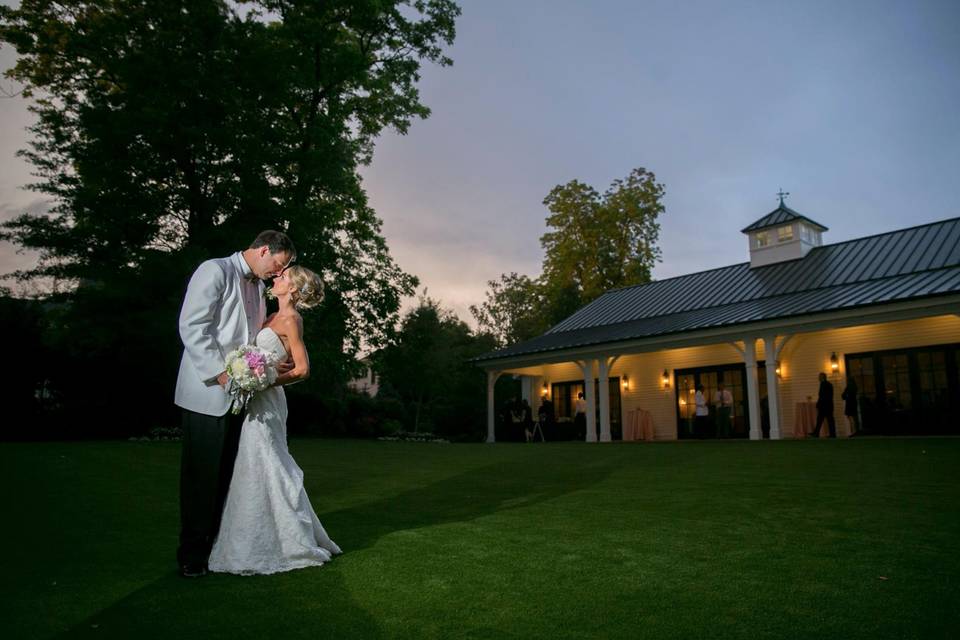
top-left (208, 327), bottom-right (341, 575)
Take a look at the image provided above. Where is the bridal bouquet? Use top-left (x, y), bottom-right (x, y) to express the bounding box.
top-left (224, 345), bottom-right (279, 414)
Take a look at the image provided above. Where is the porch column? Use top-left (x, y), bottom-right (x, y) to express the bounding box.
top-left (763, 335), bottom-right (782, 439)
top-left (577, 360), bottom-right (598, 443)
top-left (743, 338), bottom-right (762, 440)
top-left (486, 370), bottom-right (501, 443)
top-left (598, 357), bottom-right (611, 442)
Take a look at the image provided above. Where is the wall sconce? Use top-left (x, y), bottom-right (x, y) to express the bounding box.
top-left (830, 352), bottom-right (839, 374)
top-left (661, 370), bottom-right (670, 389)
top-left (541, 381), bottom-right (549, 397)
top-left (774, 361), bottom-right (782, 378)
top-left (621, 375), bottom-right (629, 391)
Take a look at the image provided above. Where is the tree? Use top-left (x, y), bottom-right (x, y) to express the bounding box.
top-left (376, 296), bottom-right (494, 438)
top-left (469, 272), bottom-right (546, 347)
top-left (474, 168), bottom-right (664, 347)
top-left (540, 167), bottom-right (664, 304)
top-left (0, 0), bottom-right (460, 433)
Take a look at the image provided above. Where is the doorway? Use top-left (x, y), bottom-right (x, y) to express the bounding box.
top-left (674, 364), bottom-right (750, 439)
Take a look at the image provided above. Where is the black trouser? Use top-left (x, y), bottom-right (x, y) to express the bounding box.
top-left (811, 410), bottom-right (836, 438)
top-left (177, 408), bottom-right (243, 567)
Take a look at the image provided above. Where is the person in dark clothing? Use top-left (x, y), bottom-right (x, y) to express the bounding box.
top-left (810, 372), bottom-right (836, 438)
top-left (841, 376), bottom-right (860, 437)
top-left (521, 399), bottom-right (534, 442)
top-left (538, 397), bottom-right (555, 430)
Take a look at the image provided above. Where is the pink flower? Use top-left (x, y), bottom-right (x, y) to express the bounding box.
top-left (245, 351), bottom-right (266, 370)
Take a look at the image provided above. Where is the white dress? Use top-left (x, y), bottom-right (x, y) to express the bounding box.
top-left (209, 327), bottom-right (341, 575)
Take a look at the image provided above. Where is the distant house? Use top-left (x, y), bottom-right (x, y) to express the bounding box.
top-left (475, 202), bottom-right (960, 442)
top-left (347, 358), bottom-right (379, 397)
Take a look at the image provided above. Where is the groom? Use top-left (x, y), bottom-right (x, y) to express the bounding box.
top-left (174, 230), bottom-right (296, 577)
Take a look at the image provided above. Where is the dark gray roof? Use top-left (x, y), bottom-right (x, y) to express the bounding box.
top-left (475, 217), bottom-right (960, 363)
top-left (740, 203), bottom-right (828, 233)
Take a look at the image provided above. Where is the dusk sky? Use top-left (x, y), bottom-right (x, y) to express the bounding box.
top-left (3, 0), bottom-right (959, 324)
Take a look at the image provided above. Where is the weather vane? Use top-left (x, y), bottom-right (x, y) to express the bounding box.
top-left (776, 189), bottom-right (790, 206)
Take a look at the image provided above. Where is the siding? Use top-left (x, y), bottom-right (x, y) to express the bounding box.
top-left (776, 314), bottom-right (960, 437)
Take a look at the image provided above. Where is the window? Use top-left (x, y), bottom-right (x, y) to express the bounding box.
top-left (800, 225), bottom-right (811, 242)
top-left (755, 231), bottom-right (770, 248)
top-left (777, 225), bottom-right (793, 242)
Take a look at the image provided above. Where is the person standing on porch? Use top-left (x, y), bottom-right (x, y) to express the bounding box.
top-left (842, 376), bottom-right (860, 437)
top-left (714, 382), bottom-right (733, 438)
top-left (574, 392), bottom-right (587, 440)
top-left (694, 384), bottom-right (709, 439)
top-left (810, 372), bottom-right (837, 438)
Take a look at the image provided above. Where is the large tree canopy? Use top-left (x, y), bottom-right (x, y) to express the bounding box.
top-left (0, 0), bottom-right (460, 433)
top-left (473, 168), bottom-right (664, 347)
top-left (0, 0), bottom-right (459, 349)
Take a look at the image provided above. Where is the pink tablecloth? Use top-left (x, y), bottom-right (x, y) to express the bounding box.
top-left (623, 409), bottom-right (654, 441)
top-left (794, 402), bottom-right (827, 438)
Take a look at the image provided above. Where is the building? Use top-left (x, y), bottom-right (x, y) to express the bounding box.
top-left (347, 358), bottom-right (380, 397)
top-left (474, 202), bottom-right (960, 442)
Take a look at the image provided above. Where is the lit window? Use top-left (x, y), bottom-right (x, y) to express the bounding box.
top-left (755, 231), bottom-right (769, 248)
top-left (777, 225), bottom-right (793, 242)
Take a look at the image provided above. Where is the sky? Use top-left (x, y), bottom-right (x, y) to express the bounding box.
top-left (2, 0), bottom-right (960, 323)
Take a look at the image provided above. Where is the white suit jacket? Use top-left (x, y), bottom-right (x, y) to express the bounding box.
top-left (175, 252), bottom-right (266, 416)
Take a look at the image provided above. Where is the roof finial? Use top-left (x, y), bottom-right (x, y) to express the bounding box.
top-left (777, 189), bottom-right (790, 206)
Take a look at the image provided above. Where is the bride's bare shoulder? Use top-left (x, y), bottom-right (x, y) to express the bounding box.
top-left (273, 311), bottom-right (303, 335)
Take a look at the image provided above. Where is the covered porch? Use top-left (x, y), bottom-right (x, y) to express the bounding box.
top-left (481, 300), bottom-right (960, 443)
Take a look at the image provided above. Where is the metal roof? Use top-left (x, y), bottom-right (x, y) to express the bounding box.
top-left (740, 203), bottom-right (829, 233)
top-left (475, 217), bottom-right (960, 363)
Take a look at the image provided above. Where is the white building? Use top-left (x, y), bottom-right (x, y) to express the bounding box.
top-left (347, 359), bottom-right (380, 397)
top-left (475, 202), bottom-right (960, 442)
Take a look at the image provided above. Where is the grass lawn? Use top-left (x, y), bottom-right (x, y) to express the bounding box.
top-left (1, 437), bottom-right (958, 639)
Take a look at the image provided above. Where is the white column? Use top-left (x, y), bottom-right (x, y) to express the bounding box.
top-left (598, 357), bottom-right (611, 442)
top-left (763, 335), bottom-right (782, 440)
top-left (743, 338), bottom-right (762, 440)
top-left (486, 370), bottom-right (501, 443)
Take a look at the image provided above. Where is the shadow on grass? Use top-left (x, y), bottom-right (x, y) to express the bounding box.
top-left (321, 446), bottom-right (616, 552)
top-left (55, 564), bottom-right (382, 639)
top-left (53, 449), bottom-right (614, 639)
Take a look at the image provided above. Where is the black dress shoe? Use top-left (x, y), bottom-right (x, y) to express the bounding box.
top-left (180, 564), bottom-right (208, 578)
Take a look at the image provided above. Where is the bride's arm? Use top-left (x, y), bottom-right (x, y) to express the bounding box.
top-left (274, 316), bottom-right (310, 385)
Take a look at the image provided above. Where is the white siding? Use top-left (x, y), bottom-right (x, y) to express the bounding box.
top-left (776, 314), bottom-right (960, 437)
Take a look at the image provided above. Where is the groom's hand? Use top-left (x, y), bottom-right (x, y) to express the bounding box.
top-left (217, 371), bottom-right (229, 387)
top-left (276, 359), bottom-right (294, 375)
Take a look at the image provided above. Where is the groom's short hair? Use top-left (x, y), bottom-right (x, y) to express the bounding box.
top-left (250, 230), bottom-right (296, 261)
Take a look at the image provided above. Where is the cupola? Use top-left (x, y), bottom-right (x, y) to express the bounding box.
top-left (741, 192), bottom-right (828, 268)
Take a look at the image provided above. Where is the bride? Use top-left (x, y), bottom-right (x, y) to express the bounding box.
top-left (209, 265), bottom-right (341, 575)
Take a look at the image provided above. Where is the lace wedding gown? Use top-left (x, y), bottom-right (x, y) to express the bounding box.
top-left (209, 327), bottom-right (341, 575)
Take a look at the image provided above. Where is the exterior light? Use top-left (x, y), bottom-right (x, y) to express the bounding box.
top-left (830, 352), bottom-right (839, 373)
top-left (775, 361), bottom-right (782, 378)
top-left (541, 381), bottom-right (549, 396)
top-left (622, 375), bottom-right (629, 390)
top-left (662, 370), bottom-right (670, 389)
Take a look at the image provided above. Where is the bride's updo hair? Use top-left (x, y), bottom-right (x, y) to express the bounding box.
top-left (285, 265), bottom-right (324, 310)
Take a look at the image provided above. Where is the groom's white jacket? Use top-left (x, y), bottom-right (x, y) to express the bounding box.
top-left (175, 252), bottom-right (266, 417)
